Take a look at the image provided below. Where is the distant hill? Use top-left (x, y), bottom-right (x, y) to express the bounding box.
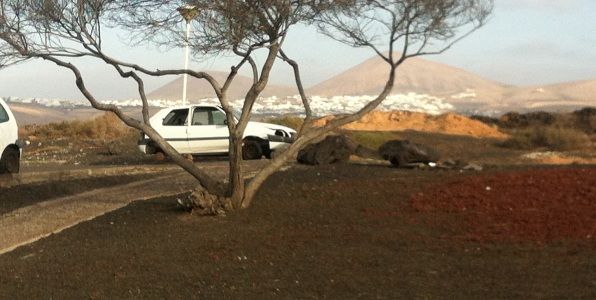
top-left (501, 79), bottom-right (596, 111)
top-left (307, 54), bottom-right (509, 104)
top-left (147, 71), bottom-right (298, 100)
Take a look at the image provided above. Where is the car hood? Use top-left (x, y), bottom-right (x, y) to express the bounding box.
top-left (247, 121), bottom-right (296, 133)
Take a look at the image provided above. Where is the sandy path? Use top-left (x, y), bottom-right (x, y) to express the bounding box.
top-left (0, 172), bottom-right (196, 255)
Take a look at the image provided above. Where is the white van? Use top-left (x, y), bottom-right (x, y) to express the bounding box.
top-left (0, 98), bottom-right (21, 173)
top-left (138, 105), bottom-right (296, 160)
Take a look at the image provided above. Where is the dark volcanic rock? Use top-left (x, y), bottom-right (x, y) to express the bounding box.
top-left (297, 135), bottom-right (358, 165)
top-left (378, 140), bottom-right (439, 167)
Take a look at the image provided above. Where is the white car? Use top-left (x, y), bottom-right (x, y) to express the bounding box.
top-left (0, 98), bottom-right (22, 173)
top-left (138, 105), bottom-right (296, 159)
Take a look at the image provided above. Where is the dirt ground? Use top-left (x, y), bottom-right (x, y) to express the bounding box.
top-left (0, 164), bottom-right (595, 298)
top-left (1, 125), bottom-right (595, 298)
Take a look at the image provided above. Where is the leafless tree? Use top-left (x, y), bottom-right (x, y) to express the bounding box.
top-left (0, 0), bottom-right (492, 213)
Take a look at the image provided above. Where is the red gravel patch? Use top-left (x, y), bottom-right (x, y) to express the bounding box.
top-left (411, 168), bottom-right (596, 245)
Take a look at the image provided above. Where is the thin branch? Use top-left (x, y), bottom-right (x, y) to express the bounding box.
top-left (278, 48), bottom-right (312, 131)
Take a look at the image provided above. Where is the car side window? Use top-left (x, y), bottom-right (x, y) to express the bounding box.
top-left (211, 109), bottom-right (226, 126)
top-left (192, 108), bottom-right (211, 125)
top-left (192, 107), bottom-right (227, 126)
top-left (162, 109), bottom-right (189, 126)
top-left (0, 104), bottom-right (9, 123)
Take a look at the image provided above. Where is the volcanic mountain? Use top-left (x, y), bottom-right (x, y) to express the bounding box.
top-left (307, 54), bottom-right (509, 104)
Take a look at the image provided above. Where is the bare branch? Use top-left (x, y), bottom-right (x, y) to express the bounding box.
top-left (278, 48), bottom-right (313, 129)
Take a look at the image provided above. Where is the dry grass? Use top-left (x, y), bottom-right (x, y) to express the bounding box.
top-left (473, 107), bottom-right (596, 135)
top-left (471, 108), bottom-right (595, 151)
top-left (19, 113), bottom-right (141, 156)
top-left (501, 126), bottom-right (591, 151)
top-left (20, 113), bottom-right (137, 141)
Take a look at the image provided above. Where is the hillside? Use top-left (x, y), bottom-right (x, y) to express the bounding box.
top-left (147, 71), bottom-right (298, 100)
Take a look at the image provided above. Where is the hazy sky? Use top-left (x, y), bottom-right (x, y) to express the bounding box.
top-left (0, 0), bottom-right (595, 100)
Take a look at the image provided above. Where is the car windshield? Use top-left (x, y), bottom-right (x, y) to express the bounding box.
top-left (232, 108), bottom-right (241, 121)
top-left (216, 105), bottom-right (240, 122)
top-left (0, 103), bottom-right (9, 123)
top-left (162, 109), bottom-right (189, 126)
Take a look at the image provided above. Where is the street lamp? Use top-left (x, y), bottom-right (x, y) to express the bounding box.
top-left (177, 4), bottom-right (198, 106)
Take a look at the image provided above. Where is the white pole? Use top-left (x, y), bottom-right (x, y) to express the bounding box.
top-left (182, 20), bottom-right (191, 106)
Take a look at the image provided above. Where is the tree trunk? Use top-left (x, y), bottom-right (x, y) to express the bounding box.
top-left (228, 133), bottom-right (245, 209)
top-left (240, 65), bottom-right (397, 208)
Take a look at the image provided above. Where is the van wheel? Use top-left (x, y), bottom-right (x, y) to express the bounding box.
top-left (0, 147), bottom-right (20, 174)
top-left (242, 140), bottom-right (263, 160)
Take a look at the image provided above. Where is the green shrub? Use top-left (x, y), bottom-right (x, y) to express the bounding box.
top-left (572, 107), bottom-right (596, 134)
top-left (501, 126), bottom-right (590, 151)
top-left (470, 115), bottom-right (499, 126)
top-left (498, 111), bottom-right (556, 129)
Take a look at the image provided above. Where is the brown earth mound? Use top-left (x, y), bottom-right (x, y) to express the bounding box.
top-left (411, 168), bottom-right (596, 246)
top-left (314, 111), bottom-right (507, 138)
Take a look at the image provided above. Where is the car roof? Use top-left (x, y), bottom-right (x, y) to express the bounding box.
top-left (159, 104), bottom-right (222, 111)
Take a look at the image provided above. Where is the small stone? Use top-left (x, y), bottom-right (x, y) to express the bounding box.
top-left (463, 163), bottom-right (483, 171)
top-left (441, 159), bottom-right (457, 167)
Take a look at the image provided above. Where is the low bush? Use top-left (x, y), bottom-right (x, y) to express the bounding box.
top-left (470, 115), bottom-right (499, 126)
top-left (572, 107), bottom-right (596, 134)
top-left (473, 108), bottom-right (596, 136)
top-left (499, 111), bottom-right (556, 129)
top-left (501, 126), bottom-right (590, 151)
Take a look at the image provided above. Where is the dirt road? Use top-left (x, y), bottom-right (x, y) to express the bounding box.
top-left (0, 159), bottom-right (278, 255)
top-left (0, 171), bottom-right (196, 255)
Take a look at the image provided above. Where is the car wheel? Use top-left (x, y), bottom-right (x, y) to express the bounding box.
top-left (263, 149), bottom-right (272, 159)
top-left (145, 142), bottom-right (158, 155)
top-left (0, 147), bottom-right (20, 174)
top-left (389, 155), bottom-right (406, 168)
top-left (242, 140), bottom-right (263, 160)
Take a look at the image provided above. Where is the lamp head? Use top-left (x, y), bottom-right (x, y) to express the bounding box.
top-left (177, 5), bottom-right (198, 23)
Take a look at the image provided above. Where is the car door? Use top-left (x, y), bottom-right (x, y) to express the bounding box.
top-left (159, 108), bottom-right (191, 153)
top-left (0, 102), bottom-right (11, 152)
top-left (187, 106), bottom-right (230, 153)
